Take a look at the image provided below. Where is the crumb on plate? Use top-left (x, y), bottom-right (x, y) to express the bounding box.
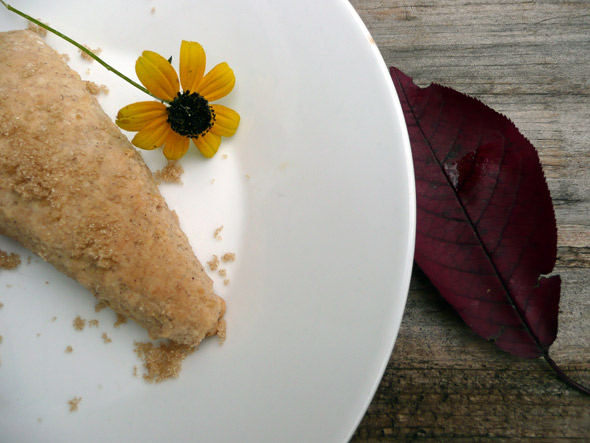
top-left (68, 397), bottom-right (82, 412)
top-left (0, 250), bottom-right (21, 270)
top-left (79, 45), bottom-right (101, 60)
top-left (101, 332), bottom-right (112, 343)
top-left (134, 340), bottom-right (195, 383)
top-left (153, 160), bottom-right (184, 184)
top-left (73, 316), bottom-right (86, 331)
top-left (27, 20), bottom-right (47, 37)
top-left (221, 252), bottom-right (236, 263)
top-left (207, 255), bottom-right (219, 271)
top-left (84, 81), bottom-right (109, 96)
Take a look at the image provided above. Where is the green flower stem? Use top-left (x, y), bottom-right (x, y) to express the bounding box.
top-left (0, 0), bottom-right (169, 103)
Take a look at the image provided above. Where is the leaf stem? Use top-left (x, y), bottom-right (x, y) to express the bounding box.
top-left (0, 0), bottom-right (169, 103)
top-left (544, 353), bottom-right (590, 395)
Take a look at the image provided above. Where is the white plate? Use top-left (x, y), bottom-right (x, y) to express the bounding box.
top-left (0, 1), bottom-right (415, 441)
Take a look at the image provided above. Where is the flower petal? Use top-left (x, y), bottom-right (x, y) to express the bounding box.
top-left (163, 131), bottom-right (190, 160)
top-left (210, 104), bottom-right (240, 137)
top-left (131, 116), bottom-right (171, 150)
top-left (116, 101), bottom-right (168, 132)
top-left (197, 62), bottom-right (236, 101)
top-left (136, 50), bottom-right (180, 101)
top-left (179, 41), bottom-right (206, 94)
top-left (193, 131), bottom-right (221, 158)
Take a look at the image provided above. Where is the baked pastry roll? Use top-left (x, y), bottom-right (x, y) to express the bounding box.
top-left (0, 30), bottom-right (225, 346)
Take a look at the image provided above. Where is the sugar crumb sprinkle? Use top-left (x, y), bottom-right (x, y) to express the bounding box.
top-left (221, 252), bottom-right (236, 263)
top-left (153, 160), bottom-right (184, 184)
top-left (207, 255), bottom-right (219, 271)
top-left (134, 340), bottom-right (195, 383)
top-left (73, 316), bottom-right (86, 331)
top-left (27, 20), bottom-right (48, 37)
top-left (79, 45), bottom-right (102, 61)
top-left (0, 249), bottom-right (21, 270)
top-left (68, 397), bottom-right (82, 412)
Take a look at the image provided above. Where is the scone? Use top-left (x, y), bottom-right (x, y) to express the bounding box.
top-left (0, 30), bottom-right (225, 347)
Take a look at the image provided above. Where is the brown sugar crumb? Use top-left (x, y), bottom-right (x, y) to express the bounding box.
top-left (51, 316), bottom-right (57, 322)
top-left (214, 225), bottom-right (224, 240)
top-left (60, 53), bottom-right (70, 62)
top-left (95, 300), bottom-right (109, 312)
top-left (84, 81), bottom-right (100, 95)
top-left (88, 319), bottom-right (99, 328)
top-left (0, 302), bottom-right (3, 309)
top-left (101, 332), bottom-right (112, 343)
top-left (134, 341), bottom-right (195, 383)
top-left (221, 252), bottom-right (236, 263)
top-left (68, 397), bottom-right (82, 412)
top-left (0, 250), bottom-right (21, 270)
top-left (133, 365), bottom-right (138, 377)
top-left (65, 346), bottom-right (73, 353)
top-left (217, 319), bottom-right (227, 344)
top-left (114, 313), bottom-right (127, 328)
top-left (218, 268), bottom-right (227, 277)
top-left (223, 279), bottom-right (230, 286)
top-left (27, 20), bottom-right (48, 37)
top-left (84, 81), bottom-right (109, 96)
top-left (73, 316), bottom-right (86, 331)
top-left (0, 335), bottom-right (3, 344)
top-left (153, 160), bottom-right (184, 184)
top-left (79, 45), bottom-right (102, 61)
top-left (151, 6), bottom-right (156, 14)
top-left (222, 154), bottom-right (228, 159)
top-left (207, 254), bottom-right (219, 271)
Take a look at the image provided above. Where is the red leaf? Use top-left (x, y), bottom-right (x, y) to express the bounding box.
top-left (390, 67), bottom-right (560, 359)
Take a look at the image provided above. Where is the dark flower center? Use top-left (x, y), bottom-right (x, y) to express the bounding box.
top-left (167, 91), bottom-right (215, 138)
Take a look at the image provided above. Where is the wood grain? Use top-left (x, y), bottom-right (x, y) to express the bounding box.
top-left (349, 0), bottom-right (590, 440)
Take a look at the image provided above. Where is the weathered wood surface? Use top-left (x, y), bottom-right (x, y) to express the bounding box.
top-left (349, 0), bottom-right (590, 440)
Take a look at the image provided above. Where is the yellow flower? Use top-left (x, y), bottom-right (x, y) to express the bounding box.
top-left (116, 41), bottom-right (240, 159)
